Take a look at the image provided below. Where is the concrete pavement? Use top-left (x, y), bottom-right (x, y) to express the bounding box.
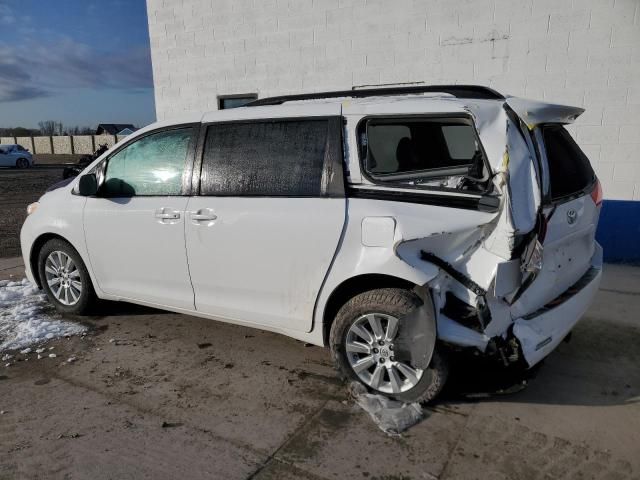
top-left (1, 258), bottom-right (638, 479)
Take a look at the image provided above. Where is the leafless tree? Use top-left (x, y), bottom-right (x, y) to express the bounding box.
top-left (38, 120), bottom-right (64, 136)
top-left (65, 126), bottom-right (94, 135)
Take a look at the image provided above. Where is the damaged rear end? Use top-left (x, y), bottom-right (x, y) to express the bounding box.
top-left (397, 97), bottom-right (603, 369)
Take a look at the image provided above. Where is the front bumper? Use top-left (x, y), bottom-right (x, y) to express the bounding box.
top-left (512, 243), bottom-right (603, 367)
top-left (20, 218), bottom-right (37, 286)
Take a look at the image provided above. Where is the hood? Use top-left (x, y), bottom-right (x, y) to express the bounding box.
top-left (46, 177), bottom-right (74, 193)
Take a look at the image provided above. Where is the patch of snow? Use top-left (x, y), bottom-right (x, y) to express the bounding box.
top-left (0, 279), bottom-right (86, 352)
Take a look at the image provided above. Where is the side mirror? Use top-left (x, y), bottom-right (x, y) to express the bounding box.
top-left (78, 173), bottom-right (98, 196)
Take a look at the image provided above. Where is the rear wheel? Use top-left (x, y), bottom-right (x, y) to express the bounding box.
top-left (330, 288), bottom-right (448, 403)
top-left (16, 158), bottom-right (29, 169)
top-left (37, 238), bottom-right (96, 315)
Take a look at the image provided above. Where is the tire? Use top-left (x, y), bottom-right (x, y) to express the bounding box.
top-left (330, 288), bottom-right (448, 404)
top-left (16, 158), bottom-right (30, 169)
top-left (37, 238), bottom-right (97, 315)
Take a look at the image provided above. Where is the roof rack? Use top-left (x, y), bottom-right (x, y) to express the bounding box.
top-left (246, 85), bottom-right (504, 107)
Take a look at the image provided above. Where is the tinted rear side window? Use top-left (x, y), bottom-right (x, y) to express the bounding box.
top-left (200, 120), bottom-right (328, 196)
top-left (543, 126), bottom-right (595, 201)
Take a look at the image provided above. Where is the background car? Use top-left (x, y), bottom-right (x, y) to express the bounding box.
top-left (0, 144), bottom-right (33, 168)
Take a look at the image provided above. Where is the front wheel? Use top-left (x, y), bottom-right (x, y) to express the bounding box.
top-left (330, 288), bottom-right (448, 404)
top-left (16, 158), bottom-right (30, 168)
top-left (37, 238), bottom-right (97, 315)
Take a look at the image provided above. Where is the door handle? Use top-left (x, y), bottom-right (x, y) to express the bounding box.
top-left (154, 208), bottom-right (180, 220)
top-left (190, 209), bottom-right (217, 222)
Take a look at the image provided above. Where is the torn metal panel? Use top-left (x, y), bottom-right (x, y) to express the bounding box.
top-left (393, 299), bottom-right (436, 370)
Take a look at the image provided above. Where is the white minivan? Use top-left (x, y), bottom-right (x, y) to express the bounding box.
top-left (21, 86), bottom-right (603, 403)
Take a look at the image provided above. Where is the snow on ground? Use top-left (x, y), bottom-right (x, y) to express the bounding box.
top-left (0, 278), bottom-right (86, 352)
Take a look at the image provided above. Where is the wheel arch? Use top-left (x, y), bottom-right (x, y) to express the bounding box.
top-left (321, 273), bottom-right (419, 346)
top-left (29, 233), bottom-right (75, 288)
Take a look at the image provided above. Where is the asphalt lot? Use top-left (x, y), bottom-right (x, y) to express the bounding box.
top-left (1, 167), bottom-right (639, 479)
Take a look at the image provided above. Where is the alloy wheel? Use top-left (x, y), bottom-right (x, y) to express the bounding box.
top-left (345, 313), bottom-right (423, 394)
top-left (44, 251), bottom-right (82, 306)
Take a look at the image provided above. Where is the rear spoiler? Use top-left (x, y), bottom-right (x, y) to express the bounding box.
top-left (505, 97), bottom-right (584, 128)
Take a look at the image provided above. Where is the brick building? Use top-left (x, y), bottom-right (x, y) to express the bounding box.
top-left (146, 0), bottom-right (640, 261)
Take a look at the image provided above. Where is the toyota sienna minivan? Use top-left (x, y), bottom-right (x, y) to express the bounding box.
top-left (21, 86), bottom-right (603, 403)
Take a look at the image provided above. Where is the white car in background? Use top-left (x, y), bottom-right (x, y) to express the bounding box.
top-left (0, 144), bottom-right (33, 168)
top-left (20, 86), bottom-right (603, 403)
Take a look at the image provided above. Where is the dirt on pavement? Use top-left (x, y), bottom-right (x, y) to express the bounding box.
top-left (0, 258), bottom-right (639, 480)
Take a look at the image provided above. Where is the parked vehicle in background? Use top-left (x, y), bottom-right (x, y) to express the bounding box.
top-left (0, 144), bottom-right (33, 168)
top-left (21, 86), bottom-right (603, 403)
top-left (62, 143), bottom-right (109, 179)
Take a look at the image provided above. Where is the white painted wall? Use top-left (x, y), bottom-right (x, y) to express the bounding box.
top-left (146, 0), bottom-right (640, 200)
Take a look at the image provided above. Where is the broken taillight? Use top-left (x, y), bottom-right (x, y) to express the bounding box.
top-left (591, 178), bottom-right (603, 206)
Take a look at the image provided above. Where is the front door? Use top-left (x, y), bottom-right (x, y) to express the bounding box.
top-left (185, 117), bottom-right (346, 332)
top-left (83, 126), bottom-right (198, 310)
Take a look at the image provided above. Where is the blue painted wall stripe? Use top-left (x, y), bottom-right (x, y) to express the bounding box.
top-left (596, 200), bottom-right (640, 264)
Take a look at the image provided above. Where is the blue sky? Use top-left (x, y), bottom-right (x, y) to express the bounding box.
top-left (0, 0), bottom-right (155, 129)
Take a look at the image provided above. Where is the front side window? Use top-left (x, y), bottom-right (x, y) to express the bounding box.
top-left (359, 117), bottom-right (487, 189)
top-left (200, 119), bottom-right (328, 196)
top-left (102, 127), bottom-right (194, 196)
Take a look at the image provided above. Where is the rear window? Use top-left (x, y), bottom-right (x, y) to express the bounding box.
top-left (200, 119), bottom-right (328, 196)
top-left (359, 117), bottom-right (488, 189)
top-left (543, 126), bottom-right (595, 201)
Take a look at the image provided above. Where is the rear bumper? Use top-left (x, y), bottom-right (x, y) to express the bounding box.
top-left (512, 243), bottom-right (602, 367)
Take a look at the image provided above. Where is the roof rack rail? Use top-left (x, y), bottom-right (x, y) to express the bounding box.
top-left (246, 85), bottom-right (504, 107)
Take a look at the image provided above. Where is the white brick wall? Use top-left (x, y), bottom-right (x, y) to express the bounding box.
top-left (146, 0), bottom-right (640, 200)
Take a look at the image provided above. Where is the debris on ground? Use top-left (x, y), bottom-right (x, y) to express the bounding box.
top-left (349, 382), bottom-right (424, 436)
top-left (48, 353), bottom-right (57, 358)
top-left (161, 421), bottom-right (183, 428)
top-left (0, 279), bottom-right (86, 351)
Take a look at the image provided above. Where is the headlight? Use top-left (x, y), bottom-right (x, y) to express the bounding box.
top-left (27, 202), bottom-right (39, 215)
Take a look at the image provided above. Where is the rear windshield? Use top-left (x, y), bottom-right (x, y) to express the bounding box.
top-left (542, 126), bottom-right (595, 201)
